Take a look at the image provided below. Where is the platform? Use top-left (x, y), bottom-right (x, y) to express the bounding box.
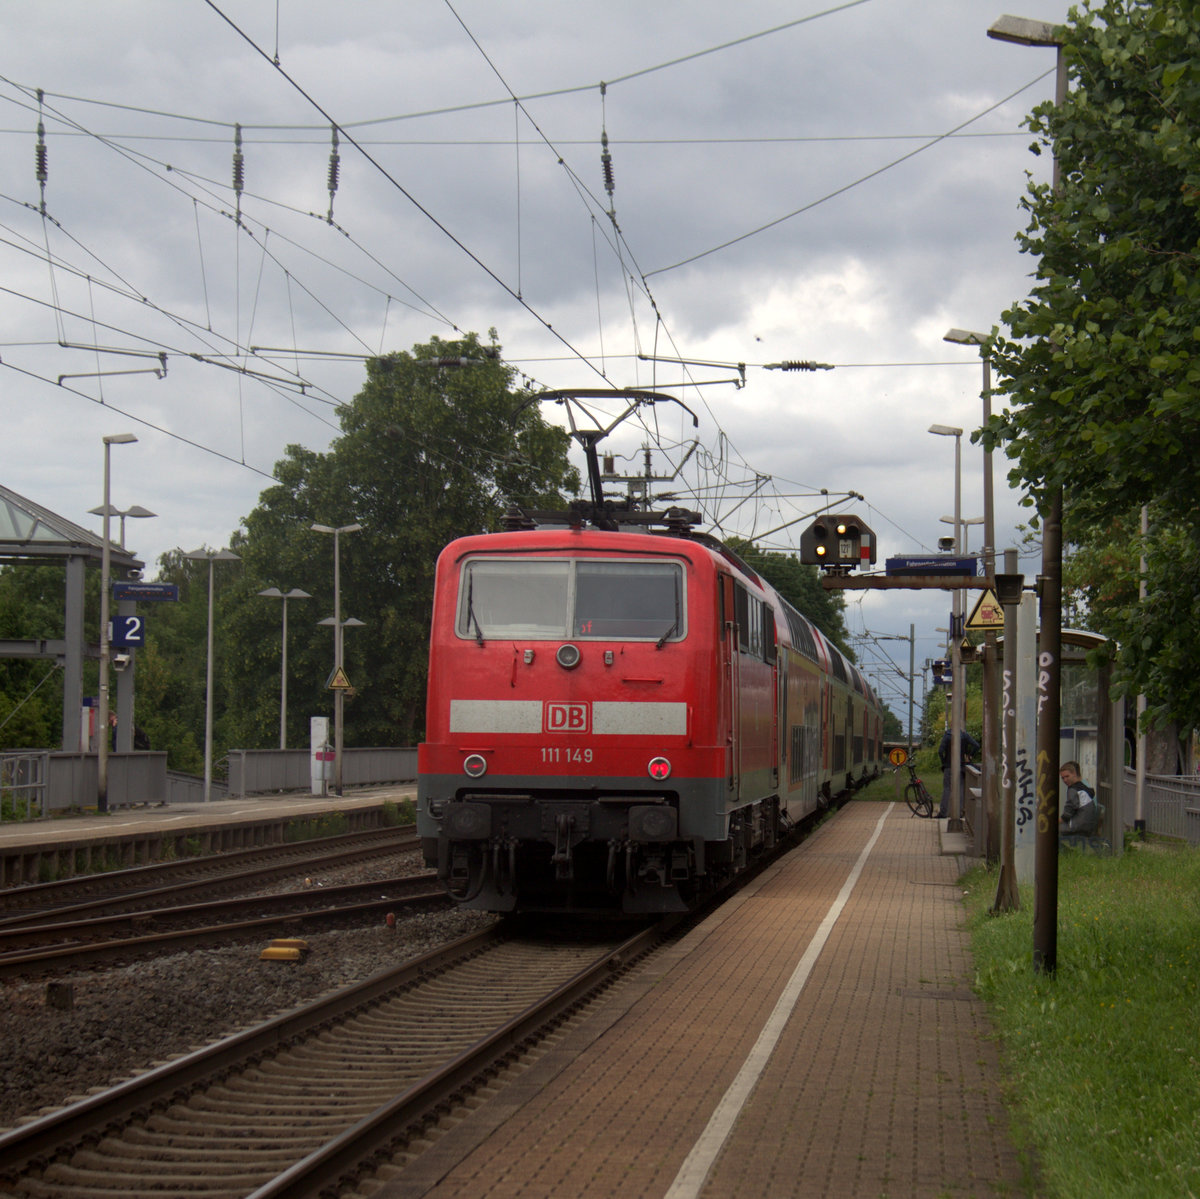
top-left (377, 800), bottom-right (1029, 1199)
top-left (0, 785), bottom-right (416, 887)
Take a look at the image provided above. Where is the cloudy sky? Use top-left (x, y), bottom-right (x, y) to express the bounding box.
top-left (1, 0), bottom-right (1072, 731)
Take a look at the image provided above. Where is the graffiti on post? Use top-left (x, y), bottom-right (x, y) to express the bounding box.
top-left (1015, 746), bottom-right (1035, 830)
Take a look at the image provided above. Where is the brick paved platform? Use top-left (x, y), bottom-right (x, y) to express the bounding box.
top-left (377, 800), bottom-right (1032, 1199)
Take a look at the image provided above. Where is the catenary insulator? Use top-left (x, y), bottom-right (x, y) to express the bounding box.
top-left (327, 126), bottom-right (340, 197)
top-left (232, 124), bottom-right (245, 194)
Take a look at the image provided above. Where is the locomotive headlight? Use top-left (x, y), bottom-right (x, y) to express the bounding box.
top-left (647, 756), bottom-right (671, 780)
top-left (463, 753), bottom-right (488, 778)
top-left (556, 643), bottom-right (581, 670)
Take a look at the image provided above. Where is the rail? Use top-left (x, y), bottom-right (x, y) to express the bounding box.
top-left (0, 921), bottom-right (663, 1195)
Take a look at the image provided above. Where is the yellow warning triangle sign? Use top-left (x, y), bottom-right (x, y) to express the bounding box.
top-left (326, 666), bottom-right (352, 690)
top-left (965, 588), bottom-right (1005, 631)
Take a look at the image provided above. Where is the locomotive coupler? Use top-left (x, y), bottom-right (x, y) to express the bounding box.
top-left (670, 847), bottom-right (691, 881)
top-left (551, 811), bottom-right (576, 880)
top-left (491, 836), bottom-right (518, 896)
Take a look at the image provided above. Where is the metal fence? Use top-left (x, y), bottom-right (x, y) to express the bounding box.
top-left (0, 752), bottom-right (47, 819)
top-left (225, 747), bottom-right (417, 798)
top-left (1124, 767), bottom-right (1200, 846)
top-left (1, 746), bottom-right (416, 818)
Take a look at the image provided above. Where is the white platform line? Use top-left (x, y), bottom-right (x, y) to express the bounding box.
top-left (664, 804), bottom-right (892, 1199)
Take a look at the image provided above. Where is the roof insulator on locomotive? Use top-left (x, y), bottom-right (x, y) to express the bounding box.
top-left (502, 506), bottom-right (537, 531)
top-left (663, 508), bottom-right (702, 534)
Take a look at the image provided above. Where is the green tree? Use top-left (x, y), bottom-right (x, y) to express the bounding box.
top-left (881, 705), bottom-right (904, 741)
top-left (132, 550), bottom-right (216, 772)
top-left (986, 0), bottom-right (1200, 728)
top-left (219, 332), bottom-right (580, 750)
top-left (0, 563), bottom-right (100, 751)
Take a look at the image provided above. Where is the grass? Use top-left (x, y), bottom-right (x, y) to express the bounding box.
top-left (964, 845), bottom-right (1200, 1198)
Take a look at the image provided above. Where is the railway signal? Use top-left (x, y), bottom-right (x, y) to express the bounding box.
top-left (799, 514), bottom-right (876, 571)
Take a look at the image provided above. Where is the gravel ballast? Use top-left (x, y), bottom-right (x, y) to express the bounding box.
top-left (0, 889), bottom-right (494, 1130)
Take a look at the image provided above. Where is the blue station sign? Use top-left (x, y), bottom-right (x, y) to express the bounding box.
top-left (885, 556), bottom-right (979, 577)
top-left (113, 582), bottom-right (180, 602)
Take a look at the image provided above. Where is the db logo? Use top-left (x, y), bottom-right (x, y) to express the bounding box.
top-left (545, 702), bottom-right (590, 733)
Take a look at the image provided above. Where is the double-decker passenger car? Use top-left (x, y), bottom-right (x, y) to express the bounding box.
top-left (417, 505), bottom-right (885, 915)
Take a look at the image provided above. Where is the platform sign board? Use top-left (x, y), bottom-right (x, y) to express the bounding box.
top-left (886, 556), bottom-right (979, 577)
top-left (113, 582), bottom-right (179, 602)
top-left (110, 614), bottom-right (146, 646)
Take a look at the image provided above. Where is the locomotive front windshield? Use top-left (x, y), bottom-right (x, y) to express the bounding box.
top-left (457, 557), bottom-right (684, 641)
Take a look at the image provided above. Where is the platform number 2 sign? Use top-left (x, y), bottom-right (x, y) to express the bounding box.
top-left (111, 615), bottom-right (145, 647)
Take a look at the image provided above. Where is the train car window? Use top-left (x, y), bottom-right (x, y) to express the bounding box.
top-left (763, 606), bottom-right (777, 663)
top-left (781, 602), bottom-right (818, 662)
top-left (574, 561), bottom-right (684, 640)
top-left (457, 558), bottom-right (684, 641)
top-left (828, 649), bottom-right (848, 684)
top-left (734, 584), bottom-right (751, 653)
top-left (849, 665), bottom-right (868, 696)
top-left (459, 559), bottom-right (569, 637)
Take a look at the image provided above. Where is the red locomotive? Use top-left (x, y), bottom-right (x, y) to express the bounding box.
top-left (417, 491), bottom-right (885, 915)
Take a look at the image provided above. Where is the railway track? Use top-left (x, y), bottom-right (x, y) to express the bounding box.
top-left (0, 826), bottom-right (420, 916)
top-left (0, 872), bottom-right (450, 978)
top-left (0, 919), bottom-right (665, 1198)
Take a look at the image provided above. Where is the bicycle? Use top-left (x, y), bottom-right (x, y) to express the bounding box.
top-left (899, 760), bottom-right (935, 818)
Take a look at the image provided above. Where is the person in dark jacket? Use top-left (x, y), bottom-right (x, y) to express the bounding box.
top-left (1059, 761), bottom-right (1099, 835)
top-left (937, 727), bottom-right (981, 818)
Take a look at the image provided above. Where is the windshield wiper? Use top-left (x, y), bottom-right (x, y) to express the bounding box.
top-left (466, 572), bottom-right (484, 646)
top-left (656, 578), bottom-right (682, 649)
top-left (655, 617), bottom-right (678, 650)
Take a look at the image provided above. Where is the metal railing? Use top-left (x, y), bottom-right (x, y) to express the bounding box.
top-left (226, 747), bottom-right (416, 797)
top-left (0, 752), bottom-right (47, 819)
top-left (1, 747), bottom-right (415, 819)
top-left (1124, 767), bottom-right (1200, 846)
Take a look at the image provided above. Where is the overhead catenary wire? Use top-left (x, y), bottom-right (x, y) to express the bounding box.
top-left (0, 8), bottom-right (1032, 562)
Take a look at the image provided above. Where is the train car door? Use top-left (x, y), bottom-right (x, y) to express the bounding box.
top-left (720, 573), bottom-right (740, 802)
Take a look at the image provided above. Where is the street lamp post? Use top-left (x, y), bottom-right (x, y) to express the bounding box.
top-left (89, 503), bottom-right (156, 549)
top-left (257, 587), bottom-right (311, 749)
top-left (91, 501), bottom-right (156, 757)
top-left (97, 433), bottom-right (138, 813)
top-left (988, 11), bottom-right (1067, 975)
top-left (183, 548), bottom-right (241, 803)
top-left (945, 324), bottom-right (1006, 885)
top-left (929, 423), bottom-right (966, 830)
top-left (311, 522), bottom-right (362, 796)
top-left (940, 515), bottom-right (984, 556)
